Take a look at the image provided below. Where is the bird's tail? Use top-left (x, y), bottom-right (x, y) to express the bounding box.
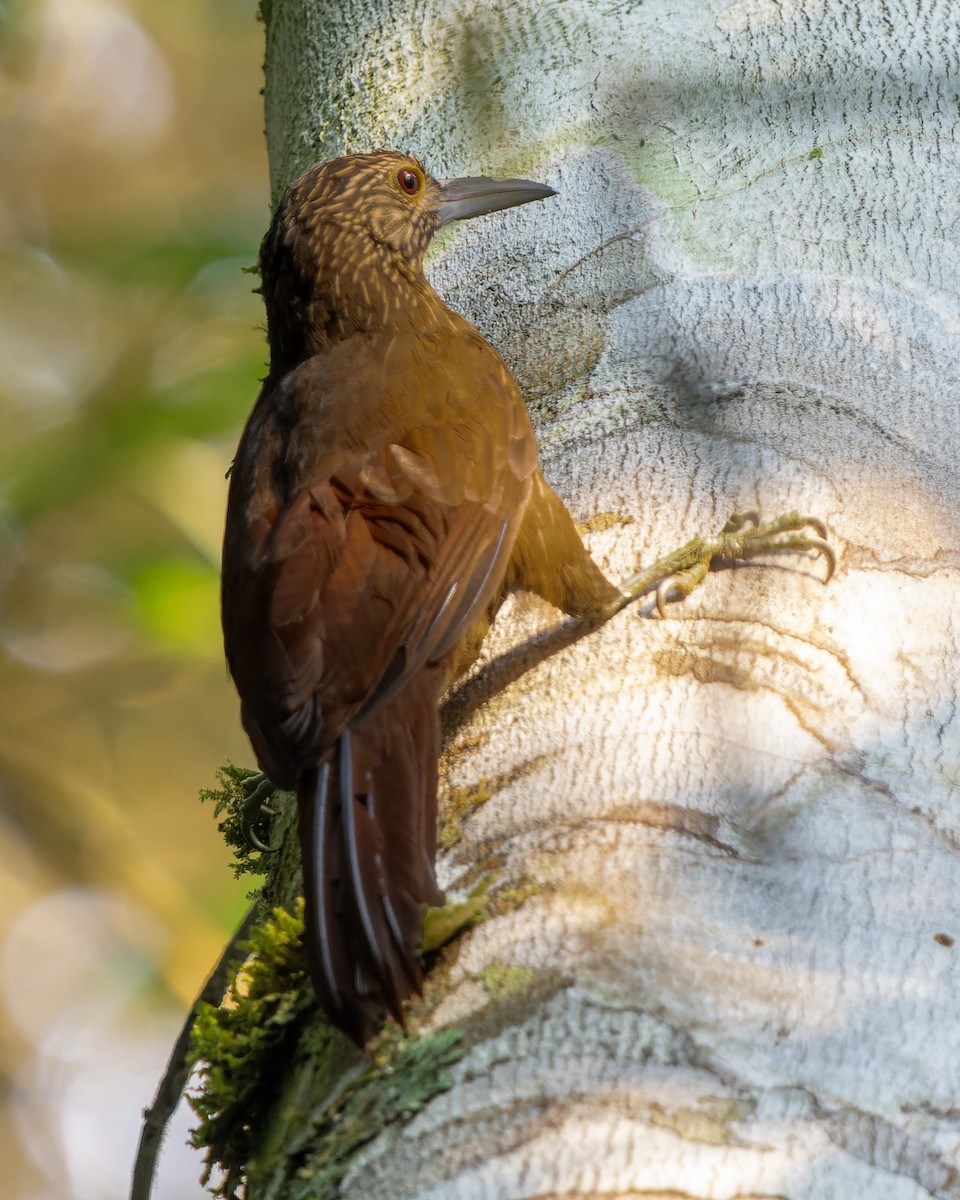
top-left (296, 679), bottom-right (443, 1047)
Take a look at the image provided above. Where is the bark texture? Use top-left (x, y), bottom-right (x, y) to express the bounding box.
top-left (248, 1), bottom-right (960, 1196)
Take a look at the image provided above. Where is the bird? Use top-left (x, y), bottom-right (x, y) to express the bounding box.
top-left (220, 148), bottom-right (834, 1047)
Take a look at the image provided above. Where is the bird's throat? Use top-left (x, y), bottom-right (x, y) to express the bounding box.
top-left (266, 226), bottom-right (437, 370)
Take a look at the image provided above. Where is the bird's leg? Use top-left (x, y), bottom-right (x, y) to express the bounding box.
top-left (240, 772), bottom-right (279, 852)
top-left (598, 509), bottom-right (835, 621)
top-left (507, 477), bottom-right (834, 624)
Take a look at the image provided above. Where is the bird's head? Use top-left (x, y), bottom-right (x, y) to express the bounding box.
top-left (271, 148), bottom-right (555, 269)
top-left (259, 149), bottom-right (555, 360)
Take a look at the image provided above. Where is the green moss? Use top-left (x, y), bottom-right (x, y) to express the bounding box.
top-left (292, 1029), bottom-right (464, 1199)
top-left (493, 876), bottom-right (551, 916)
top-left (200, 761), bottom-right (291, 880)
top-left (479, 963), bottom-right (536, 1001)
top-left (438, 753), bottom-right (556, 849)
top-left (438, 780), bottom-right (492, 849)
top-left (188, 901), bottom-right (317, 1195)
top-left (808, 146), bottom-right (824, 160)
top-left (421, 873), bottom-right (496, 952)
top-left (186, 886), bottom-right (468, 1197)
top-left (460, 963), bottom-right (570, 1048)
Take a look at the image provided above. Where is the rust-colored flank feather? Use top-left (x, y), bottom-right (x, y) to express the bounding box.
top-left (221, 149), bottom-right (627, 1046)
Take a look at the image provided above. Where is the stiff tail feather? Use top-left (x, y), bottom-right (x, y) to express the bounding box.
top-left (296, 680), bottom-right (443, 1046)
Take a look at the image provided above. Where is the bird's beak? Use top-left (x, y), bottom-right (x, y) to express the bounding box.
top-left (437, 175), bottom-right (557, 227)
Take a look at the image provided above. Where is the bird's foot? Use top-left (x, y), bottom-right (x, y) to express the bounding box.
top-left (604, 509), bottom-right (835, 619)
top-left (240, 773), bottom-right (279, 851)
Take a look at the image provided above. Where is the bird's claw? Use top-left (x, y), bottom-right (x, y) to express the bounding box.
top-left (655, 561), bottom-right (709, 618)
top-left (718, 509), bottom-right (761, 534)
top-left (724, 510), bottom-right (835, 584)
top-left (617, 509), bottom-right (835, 618)
top-left (240, 774), bottom-right (279, 852)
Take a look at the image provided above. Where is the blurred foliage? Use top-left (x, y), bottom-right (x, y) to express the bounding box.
top-left (0, 0), bottom-right (273, 1194)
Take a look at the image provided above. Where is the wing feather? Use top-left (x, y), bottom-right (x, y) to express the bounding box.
top-left (223, 324), bottom-right (539, 1042)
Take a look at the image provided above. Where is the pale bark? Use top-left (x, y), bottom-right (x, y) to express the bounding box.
top-left (255, 1), bottom-right (960, 1196)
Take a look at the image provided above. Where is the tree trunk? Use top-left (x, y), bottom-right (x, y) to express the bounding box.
top-left (225, 2), bottom-right (960, 1196)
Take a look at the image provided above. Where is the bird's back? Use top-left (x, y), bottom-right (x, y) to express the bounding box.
top-left (222, 317), bottom-right (537, 780)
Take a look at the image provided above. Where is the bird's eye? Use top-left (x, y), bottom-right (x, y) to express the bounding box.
top-left (397, 168), bottom-right (421, 195)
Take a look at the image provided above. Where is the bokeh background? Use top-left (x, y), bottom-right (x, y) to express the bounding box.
top-left (0, 1), bottom-right (269, 1194)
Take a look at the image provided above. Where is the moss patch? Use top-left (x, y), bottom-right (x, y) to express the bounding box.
top-left (438, 752), bottom-right (557, 850)
top-left (438, 780), bottom-right (492, 849)
top-left (492, 876), bottom-right (552, 916)
top-left (186, 893), bottom-right (468, 1197)
top-left (293, 1029), bottom-right (464, 1199)
top-left (479, 963), bottom-right (536, 1001)
top-left (188, 901), bottom-right (317, 1195)
top-left (422, 873), bottom-right (496, 952)
top-left (200, 761), bottom-right (292, 881)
